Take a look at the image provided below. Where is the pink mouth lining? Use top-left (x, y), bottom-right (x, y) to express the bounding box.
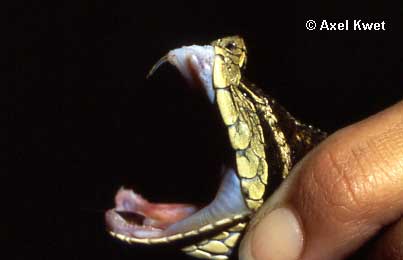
top-left (105, 188), bottom-right (197, 238)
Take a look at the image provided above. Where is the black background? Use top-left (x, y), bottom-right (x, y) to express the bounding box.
top-left (6, 1), bottom-right (402, 259)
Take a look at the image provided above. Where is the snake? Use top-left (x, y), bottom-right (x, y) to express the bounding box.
top-left (105, 36), bottom-right (327, 259)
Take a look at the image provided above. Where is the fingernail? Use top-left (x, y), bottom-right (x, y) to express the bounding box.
top-left (250, 208), bottom-right (303, 260)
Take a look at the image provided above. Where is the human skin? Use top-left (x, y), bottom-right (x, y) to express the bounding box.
top-left (239, 101), bottom-right (403, 260)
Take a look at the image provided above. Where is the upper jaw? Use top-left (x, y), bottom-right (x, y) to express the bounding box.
top-left (164, 45), bottom-right (215, 103)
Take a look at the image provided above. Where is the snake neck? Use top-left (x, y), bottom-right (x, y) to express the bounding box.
top-left (239, 80), bottom-right (327, 198)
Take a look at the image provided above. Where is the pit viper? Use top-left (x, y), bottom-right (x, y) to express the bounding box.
top-left (105, 36), bottom-right (326, 259)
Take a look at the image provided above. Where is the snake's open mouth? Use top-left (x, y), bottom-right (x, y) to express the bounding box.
top-left (105, 45), bottom-right (251, 242)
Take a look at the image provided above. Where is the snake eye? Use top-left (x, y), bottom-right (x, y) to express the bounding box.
top-left (225, 42), bottom-right (237, 51)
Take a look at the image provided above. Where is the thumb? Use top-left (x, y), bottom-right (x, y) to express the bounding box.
top-left (239, 101), bottom-right (403, 260)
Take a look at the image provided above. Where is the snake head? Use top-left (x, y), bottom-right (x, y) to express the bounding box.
top-left (106, 36), bottom-right (257, 260)
top-left (105, 36), bottom-right (322, 259)
top-left (105, 36), bottom-right (259, 260)
top-left (211, 36), bottom-right (247, 69)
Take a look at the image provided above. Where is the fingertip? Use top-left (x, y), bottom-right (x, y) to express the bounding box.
top-left (240, 208), bottom-right (303, 260)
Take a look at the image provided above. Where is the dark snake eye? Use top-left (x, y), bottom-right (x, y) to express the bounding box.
top-left (225, 42), bottom-right (237, 51)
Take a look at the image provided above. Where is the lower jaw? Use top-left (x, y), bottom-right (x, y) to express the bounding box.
top-left (105, 166), bottom-right (251, 240)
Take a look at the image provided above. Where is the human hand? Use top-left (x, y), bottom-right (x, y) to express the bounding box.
top-left (239, 101), bottom-right (403, 260)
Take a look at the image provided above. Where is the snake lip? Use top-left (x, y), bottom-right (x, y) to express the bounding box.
top-left (105, 44), bottom-right (251, 242)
